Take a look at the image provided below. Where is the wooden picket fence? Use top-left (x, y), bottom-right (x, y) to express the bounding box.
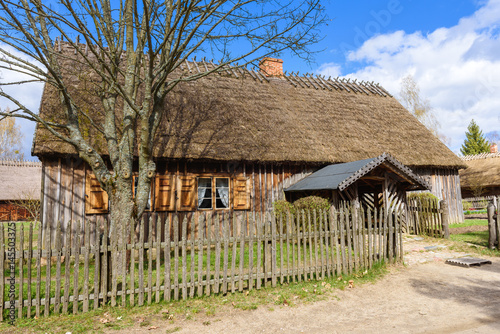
top-left (0, 206), bottom-right (403, 320)
top-left (406, 197), bottom-right (446, 237)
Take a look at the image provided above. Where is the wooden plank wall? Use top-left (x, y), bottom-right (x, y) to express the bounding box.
top-left (414, 168), bottom-right (464, 224)
top-left (41, 158), bottom-right (86, 247)
top-left (41, 159), bottom-right (315, 246)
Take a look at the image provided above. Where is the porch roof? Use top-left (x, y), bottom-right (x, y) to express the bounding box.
top-left (284, 153), bottom-right (430, 192)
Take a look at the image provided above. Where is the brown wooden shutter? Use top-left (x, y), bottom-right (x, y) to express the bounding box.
top-left (177, 175), bottom-right (196, 211)
top-left (155, 175), bottom-right (175, 211)
top-left (233, 177), bottom-right (251, 210)
top-left (85, 172), bottom-right (109, 214)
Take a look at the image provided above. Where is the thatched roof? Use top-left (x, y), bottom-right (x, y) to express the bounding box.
top-left (32, 42), bottom-right (464, 169)
top-left (0, 160), bottom-right (42, 201)
top-left (460, 153), bottom-right (500, 188)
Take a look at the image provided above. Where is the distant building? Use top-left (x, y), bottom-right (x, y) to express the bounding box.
top-left (0, 160), bottom-right (42, 221)
top-left (460, 144), bottom-right (500, 199)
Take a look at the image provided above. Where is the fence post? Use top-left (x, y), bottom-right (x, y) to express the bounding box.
top-left (487, 203), bottom-right (497, 249)
top-left (440, 200), bottom-right (450, 239)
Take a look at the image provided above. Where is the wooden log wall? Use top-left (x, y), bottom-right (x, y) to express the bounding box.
top-left (414, 168), bottom-right (464, 224)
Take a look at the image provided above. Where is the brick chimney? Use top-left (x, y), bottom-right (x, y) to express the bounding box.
top-left (259, 57), bottom-right (283, 77)
top-left (491, 143), bottom-right (498, 153)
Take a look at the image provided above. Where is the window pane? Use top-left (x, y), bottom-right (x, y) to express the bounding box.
top-left (215, 177), bottom-right (229, 209)
top-left (198, 177), bottom-right (212, 209)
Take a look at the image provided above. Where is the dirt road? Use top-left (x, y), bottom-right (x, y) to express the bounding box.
top-left (118, 237), bottom-right (500, 334)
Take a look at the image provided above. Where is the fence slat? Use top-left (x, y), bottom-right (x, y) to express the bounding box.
top-left (181, 215), bottom-right (188, 300)
top-left (302, 211), bottom-right (308, 281)
top-left (122, 216), bottom-right (128, 307)
top-left (205, 213), bottom-right (212, 296)
top-left (248, 212), bottom-right (254, 290)
top-left (285, 212), bottom-right (291, 283)
top-left (139, 215), bottom-right (145, 305)
top-left (190, 213), bottom-right (196, 298)
top-left (156, 214), bottom-right (162, 303)
top-left (197, 212), bottom-right (204, 297)
top-left (130, 218), bottom-right (136, 306)
top-left (256, 213), bottom-right (262, 288)
top-left (279, 213), bottom-right (284, 284)
top-left (102, 218), bottom-right (108, 307)
top-left (231, 213), bottom-right (237, 293)
top-left (83, 220), bottom-right (90, 312)
top-left (214, 213), bottom-right (221, 293)
top-left (63, 221), bottom-right (71, 314)
top-left (53, 220), bottom-right (62, 315)
top-left (164, 213), bottom-right (171, 301)
top-left (222, 213), bottom-right (229, 294)
top-left (44, 216), bottom-right (52, 317)
top-left (72, 220), bottom-right (81, 315)
top-left (367, 208), bottom-right (373, 269)
top-left (148, 215), bottom-right (154, 304)
top-left (239, 213), bottom-right (245, 291)
top-left (27, 222), bottom-right (33, 318)
top-left (19, 222), bottom-right (24, 318)
top-left (93, 219), bottom-right (100, 310)
top-left (271, 211), bottom-right (277, 287)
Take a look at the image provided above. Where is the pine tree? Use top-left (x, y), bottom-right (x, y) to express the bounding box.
top-left (460, 119), bottom-right (490, 156)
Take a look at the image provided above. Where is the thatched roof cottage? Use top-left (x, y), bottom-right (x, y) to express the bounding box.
top-left (0, 160), bottom-right (42, 221)
top-left (460, 145), bottom-right (500, 198)
top-left (32, 43), bottom-right (465, 239)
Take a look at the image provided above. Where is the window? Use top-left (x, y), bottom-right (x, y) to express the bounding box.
top-left (197, 177), bottom-right (230, 210)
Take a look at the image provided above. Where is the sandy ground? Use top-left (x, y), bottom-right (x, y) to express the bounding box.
top-left (113, 237), bottom-right (500, 334)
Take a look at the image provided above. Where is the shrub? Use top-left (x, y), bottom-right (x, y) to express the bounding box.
top-left (462, 200), bottom-right (472, 211)
top-left (273, 200), bottom-right (295, 219)
top-left (407, 192), bottom-right (439, 201)
top-left (292, 196), bottom-right (331, 213)
top-left (292, 196), bottom-right (331, 232)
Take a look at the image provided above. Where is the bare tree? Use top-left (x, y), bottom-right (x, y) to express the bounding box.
top-left (398, 74), bottom-right (449, 144)
top-left (0, 1), bottom-right (326, 265)
top-left (0, 108), bottom-right (23, 159)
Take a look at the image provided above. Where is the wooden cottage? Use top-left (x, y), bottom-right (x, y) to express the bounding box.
top-left (32, 44), bottom-right (466, 240)
top-left (0, 160), bottom-right (42, 221)
top-left (460, 149), bottom-right (500, 199)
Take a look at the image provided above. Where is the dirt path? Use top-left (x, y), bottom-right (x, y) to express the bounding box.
top-left (114, 237), bottom-right (500, 334)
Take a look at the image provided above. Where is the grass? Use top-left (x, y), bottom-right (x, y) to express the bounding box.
top-left (446, 219), bottom-right (500, 257)
top-left (1, 262), bottom-right (388, 333)
top-left (449, 219), bottom-right (488, 229)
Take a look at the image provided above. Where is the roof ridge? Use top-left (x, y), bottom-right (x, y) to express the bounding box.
top-left (460, 152), bottom-right (500, 161)
top-left (0, 159), bottom-right (42, 167)
top-left (55, 39), bottom-right (392, 97)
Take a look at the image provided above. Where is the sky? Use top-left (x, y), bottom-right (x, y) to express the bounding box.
top-left (1, 0), bottom-right (500, 159)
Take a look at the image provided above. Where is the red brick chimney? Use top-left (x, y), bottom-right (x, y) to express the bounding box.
top-left (259, 57), bottom-right (283, 77)
top-left (491, 143), bottom-right (498, 153)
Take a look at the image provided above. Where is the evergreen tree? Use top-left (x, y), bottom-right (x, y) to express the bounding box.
top-left (460, 119), bottom-right (490, 156)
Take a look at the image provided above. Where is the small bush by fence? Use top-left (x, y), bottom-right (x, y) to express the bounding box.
top-left (0, 206), bottom-right (403, 321)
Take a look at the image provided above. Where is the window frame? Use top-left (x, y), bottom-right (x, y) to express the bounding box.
top-left (196, 176), bottom-right (231, 211)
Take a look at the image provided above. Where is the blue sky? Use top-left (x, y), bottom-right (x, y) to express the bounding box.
top-left (3, 0), bottom-right (500, 158)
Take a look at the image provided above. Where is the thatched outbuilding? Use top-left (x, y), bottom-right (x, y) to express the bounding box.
top-left (0, 160), bottom-right (42, 221)
top-left (460, 151), bottom-right (500, 198)
top-left (32, 42), bottom-right (465, 238)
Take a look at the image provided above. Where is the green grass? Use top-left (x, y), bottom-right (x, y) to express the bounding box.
top-left (447, 218), bottom-right (500, 257)
top-left (1, 262), bottom-right (388, 333)
top-left (449, 219), bottom-right (488, 229)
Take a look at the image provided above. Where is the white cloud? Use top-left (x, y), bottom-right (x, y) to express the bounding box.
top-left (316, 62), bottom-right (343, 77)
top-left (318, 0), bottom-right (500, 154)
